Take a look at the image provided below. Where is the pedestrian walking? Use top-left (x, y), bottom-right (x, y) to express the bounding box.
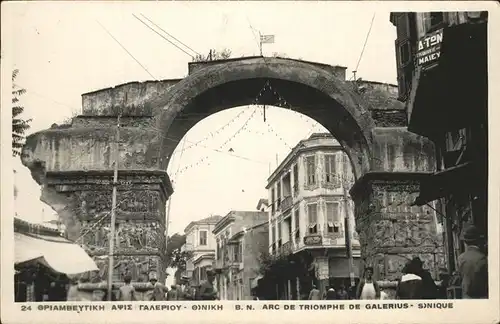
top-left (396, 259), bottom-right (424, 299)
top-left (308, 285), bottom-right (321, 300)
top-left (117, 275), bottom-right (136, 301)
top-left (458, 225), bottom-right (488, 299)
top-left (356, 266), bottom-right (380, 300)
top-left (147, 273), bottom-right (168, 301)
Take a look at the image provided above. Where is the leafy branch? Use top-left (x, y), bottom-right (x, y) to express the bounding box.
top-left (12, 69), bottom-right (31, 157)
top-left (192, 48), bottom-right (232, 62)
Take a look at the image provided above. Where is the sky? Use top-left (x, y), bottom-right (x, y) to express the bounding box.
top-left (5, 1), bottom-right (402, 236)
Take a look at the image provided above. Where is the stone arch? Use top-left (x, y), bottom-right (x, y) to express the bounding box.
top-left (153, 57), bottom-right (377, 179)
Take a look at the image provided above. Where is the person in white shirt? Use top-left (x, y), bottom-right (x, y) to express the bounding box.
top-left (356, 266), bottom-right (381, 300)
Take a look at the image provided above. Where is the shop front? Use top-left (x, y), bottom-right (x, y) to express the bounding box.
top-left (409, 21), bottom-right (488, 279)
top-left (14, 230), bottom-right (98, 302)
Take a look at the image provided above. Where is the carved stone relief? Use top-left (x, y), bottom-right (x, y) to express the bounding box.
top-left (352, 178), bottom-right (444, 280)
top-left (73, 190), bottom-right (163, 219)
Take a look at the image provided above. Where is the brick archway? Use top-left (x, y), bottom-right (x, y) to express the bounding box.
top-left (153, 57), bottom-right (377, 179)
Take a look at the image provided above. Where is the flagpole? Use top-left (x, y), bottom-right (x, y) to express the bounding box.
top-left (259, 32), bottom-right (263, 56)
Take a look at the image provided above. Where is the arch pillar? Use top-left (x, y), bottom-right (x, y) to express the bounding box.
top-left (350, 128), bottom-right (445, 281)
top-left (22, 122), bottom-right (172, 285)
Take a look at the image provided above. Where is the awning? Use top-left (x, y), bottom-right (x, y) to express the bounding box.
top-left (328, 258), bottom-right (361, 278)
top-left (15, 232), bottom-right (98, 275)
top-left (413, 162), bottom-right (479, 206)
top-left (250, 275), bottom-right (264, 289)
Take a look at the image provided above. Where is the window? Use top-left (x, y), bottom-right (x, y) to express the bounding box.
top-left (306, 156), bottom-right (316, 185)
top-left (393, 13), bottom-right (417, 102)
top-left (277, 182), bottom-right (282, 209)
top-left (398, 42), bottom-right (412, 68)
top-left (326, 202), bottom-right (340, 233)
top-left (271, 224), bottom-right (276, 245)
top-left (216, 239), bottom-right (221, 260)
top-left (307, 204), bottom-right (318, 234)
top-left (271, 188), bottom-right (276, 214)
top-left (294, 209), bottom-right (300, 238)
top-left (429, 12), bottom-right (444, 29)
top-left (324, 154), bottom-right (337, 183)
top-left (278, 221), bottom-right (282, 241)
top-left (233, 243), bottom-right (242, 263)
top-left (199, 230), bottom-right (208, 246)
top-left (293, 164), bottom-right (299, 194)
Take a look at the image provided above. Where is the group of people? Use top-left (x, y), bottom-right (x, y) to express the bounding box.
top-left (40, 225), bottom-right (489, 302)
top-left (307, 225), bottom-right (487, 301)
top-left (350, 225), bottom-right (488, 300)
top-left (108, 269), bottom-right (219, 301)
top-left (307, 283), bottom-right (353, 300)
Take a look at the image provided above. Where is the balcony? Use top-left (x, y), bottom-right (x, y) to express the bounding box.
top-left (281, 196), bottom-right (293, 212)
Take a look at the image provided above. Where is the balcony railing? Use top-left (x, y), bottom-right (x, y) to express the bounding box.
top-left (281, 196), bottom-right (293, 212)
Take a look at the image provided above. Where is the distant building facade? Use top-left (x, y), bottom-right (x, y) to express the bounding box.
top-left (266, 133), bottom-right (361, 299)
top-left (213, 210), bottom-right (268, 300)
top-left (183, 215), bottom-right (222, 287)
top-left (390, 11), bottom-right (488, 282)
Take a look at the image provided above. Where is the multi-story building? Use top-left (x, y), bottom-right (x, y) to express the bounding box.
top-left (212, 210), bottom-right (268, 300)
top-left (266, 133), bottom-right (361, 299)
top-left (389, 12), bottom-right (488, 285)
top-left (183, 215), bottom-right (222, 287)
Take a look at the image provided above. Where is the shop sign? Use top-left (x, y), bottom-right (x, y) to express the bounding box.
top-left (303, 235), bottom-right (322, 246)
top-left (416, 29), bottom-right (443, 68)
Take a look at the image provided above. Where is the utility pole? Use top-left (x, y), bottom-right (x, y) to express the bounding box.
top-left (107, 113), bottom-right (121, 301)
top-left (164, 191), bottom-right (173, 270)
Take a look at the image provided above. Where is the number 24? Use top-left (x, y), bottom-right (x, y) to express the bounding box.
top-left (21, 305), bottom-right (32, 311)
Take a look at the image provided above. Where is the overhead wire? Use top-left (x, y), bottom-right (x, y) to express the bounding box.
top-left (140, 13), bottom-right (201, 57)
top-left (96, 20), bottom-right (157, 80)
top-left (132, 14), bottom-right (194, 59)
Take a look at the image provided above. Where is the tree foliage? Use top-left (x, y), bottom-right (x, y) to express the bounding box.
top-left (12, 69), bottom-right (31, 157)
top-left (258, 251), bottom-right (294, 279)
top-left (166, 233), bottom-right (193, 269)
top-left (192, 48), bottom-right (232, 62)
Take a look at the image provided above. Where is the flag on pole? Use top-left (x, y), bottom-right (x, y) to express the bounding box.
top-left (260, 35), bottom-right (275, 44)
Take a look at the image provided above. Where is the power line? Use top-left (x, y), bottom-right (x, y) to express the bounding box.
top-left (13, 83), bottom-right (80, 112)
top-left (96, 20), bottom-right (157, 80)
top-left (140, 13), bottom-right (201, 57)
top-left (354, 13), bottom-right (376, 76)
top-left (132, 14), bottom-right (194, 59)
top-left (245, 15), bottom-right (261, 54)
